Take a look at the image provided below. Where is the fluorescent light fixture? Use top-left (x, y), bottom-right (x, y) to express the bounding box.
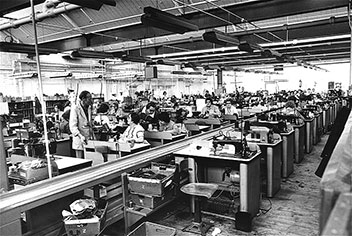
top-left (74, 74), bottom-right (103, 79)
top-left (61, 0), bottom-right (116, 10)
top-left (182, 62), bottom-right (199, 70)
top-left (0, 42), bottom-right (59, 55)
top-left (171, 71), bottom-right (188, 75)
top-left (49, 72), bottom-right (73, 78)
top-left (141, 7), bottom-right (199, 34)
top-left (238, 42), bottom-right (258, 54)
top-left (203, 65), bottom-right (220, 70)
top-left (261, 48), bottom-right (283, 58)
top-left (156, 59), bottom-right (181, 66)
top-left (203, 30), bottom-right (240, 46)
top-left (121, 55), bottom-right (152, 63)
top-left (11, 71), bottom-right (38, 79)
top-left (71, 50), bottom-right (115, 59)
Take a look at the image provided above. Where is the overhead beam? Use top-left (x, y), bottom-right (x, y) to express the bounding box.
top-left (0, 0), bottom-right (44, 16)
top-left (42, 0), bottom-right (348, 51)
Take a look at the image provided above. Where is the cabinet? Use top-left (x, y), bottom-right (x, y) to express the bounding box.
top-left (45, 99), bottom-right (68, 114)
top-left (122, 167), bottom-right (178, 234)
top-left (7, 100), bottom-right (34, 122)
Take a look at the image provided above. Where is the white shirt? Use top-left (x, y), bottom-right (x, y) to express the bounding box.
top-left (223, 105), bottom-right (239, 116)
top-left (120, 124), bottom-right (145, 143)
top-left (94, 114), bottom-right (110, 125)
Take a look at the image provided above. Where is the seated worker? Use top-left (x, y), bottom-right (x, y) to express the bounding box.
top-left (222, 99), bottom-right (239, 117)
top-left (200, 97), bottom-right (221, 118)
top-left (93, 102), bottom-right (110, 126)
top-left (109, 102), bottom-right (125, 118)
top-left (51, 103), bottom-right (64, 123)
top-left (140, 102), bottom-right (160, 131)
top-left (173, 103), bottom-right (189, 123)
top-left (119, 112), bottom-right (145, 143)
top-left (158, 112), bottom-right (184, 135)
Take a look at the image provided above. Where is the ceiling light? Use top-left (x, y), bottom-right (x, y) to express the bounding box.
top-left (156, 59), bottom-right (181, 66)
top-left (71, 50), bottom-right (115, 59)
top-left (238, 42), bottom-right (258, 54)
top-left (61, 0), bottom-right (116, 10)
top-left (0, 42), bottom-right (59, 55)
top-left (121, 55), bottom-right (152, 63)
top-left (141, 7), bottom-right (199, 34)
top-left (203, 30), bottom-right (240, 46)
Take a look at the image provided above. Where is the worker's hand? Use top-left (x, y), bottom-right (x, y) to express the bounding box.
top-left (80, 135), bottom-right (87, 145)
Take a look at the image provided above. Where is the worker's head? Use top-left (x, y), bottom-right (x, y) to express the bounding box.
top-left (205, 98), bottom-right (213, 107)
top-left (146, 102), bottom-right (157, 115)
top-left (97, 102), bottom-right (110, 114)
top-left (128, 112), bottom-right (141, 125)
top-left (158, 112), bottom-right (170, 126)
top-left (225, 99), bottom-right (232, 108)
top-left (79, 91), bottom-right (92, 107)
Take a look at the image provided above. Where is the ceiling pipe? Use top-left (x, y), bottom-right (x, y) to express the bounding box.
top-left (0, 1), bottom-right (81, 31)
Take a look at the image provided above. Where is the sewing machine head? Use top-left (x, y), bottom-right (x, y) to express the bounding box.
top-left (247, 126), bottom-right (272, 143)
top-left (251, 120), bottom-right (288, 133)
top-left (212, 137), bottom-right (245, 157)
top-left (277, 113), bottom-right (300, 124)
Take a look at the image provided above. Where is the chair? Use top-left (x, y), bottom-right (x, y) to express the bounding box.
top-left (180, 183), bottom-right (218, 235)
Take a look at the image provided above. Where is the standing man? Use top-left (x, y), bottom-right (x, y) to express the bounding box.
top-left (70, 90), bottom-right (94, 158)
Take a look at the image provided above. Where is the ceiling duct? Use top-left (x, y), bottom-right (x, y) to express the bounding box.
top-left (203, 30), bottom-right (240, 46)
top-left (141, 6), bottom-right (199, 34)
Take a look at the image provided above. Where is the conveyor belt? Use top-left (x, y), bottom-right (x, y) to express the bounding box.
top-left (0, 123), bottom-right (231, 227)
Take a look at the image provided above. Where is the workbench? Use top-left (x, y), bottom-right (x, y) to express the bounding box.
top-left (280, 129), bottom-right (294, 178)
top-left (144, 131), bottom-right (187, 147)
top-left (304, 117), bottom-right (314, 154)
top-left (251, 139), bottom-right (283, 198)
top-left (173, 141), bottom-right (261, 218)
top-left (292, 123), bottom-right (305, 163)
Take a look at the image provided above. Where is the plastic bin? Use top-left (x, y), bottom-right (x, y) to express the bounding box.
top-left (127, 222), bottom-right (176, 236)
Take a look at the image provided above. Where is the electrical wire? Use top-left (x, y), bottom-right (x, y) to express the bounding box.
top-left (258, 197), bottom-right (272, 216)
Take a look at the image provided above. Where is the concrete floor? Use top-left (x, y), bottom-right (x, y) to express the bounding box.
top-left (102, 135), bottom-right (327, 236)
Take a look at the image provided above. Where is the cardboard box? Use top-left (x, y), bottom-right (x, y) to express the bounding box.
top-left (128, 162), bottom-right (176, 197)
top-left (64, 200), bottom-right (107, 236)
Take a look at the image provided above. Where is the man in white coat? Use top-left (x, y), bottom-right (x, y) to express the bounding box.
top-left (70, 90), bottom-right (94, 158)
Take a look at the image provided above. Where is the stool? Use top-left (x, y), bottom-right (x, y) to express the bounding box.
top-left (180, 183), bottom-right (218, 235)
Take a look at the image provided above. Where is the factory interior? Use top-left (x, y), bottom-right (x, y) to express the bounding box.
top-left (0, 1), bottom-right (351, 236)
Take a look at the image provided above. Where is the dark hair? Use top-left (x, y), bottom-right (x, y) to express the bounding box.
top-left (158, 112), bottom-right (170, 123)
top-left (130, 112), bottom-right (141, 124)
top-left (97, 102), bottom-right (110, 113)
top-left (79, 90), bottom-right (91, 100)
top-left (173, 102), bottom-right (180, 109)
top-left (205, 97), bottom-right (213, 104)
top-left (54, 103), bottom-right (63, 111)
top-left (146, 102), bottom-right (157, 110)
top-left (225, 99), bottom-right (232, 104)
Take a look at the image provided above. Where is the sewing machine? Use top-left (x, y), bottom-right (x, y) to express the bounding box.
top-left (276, 113), bottom-right (302, 125)
top-left (251, 120), bottom-right (289, 134)
top-left (212, 137), bottom-right (249, 158)
top-left (247, 126), bottom-right (273, 143)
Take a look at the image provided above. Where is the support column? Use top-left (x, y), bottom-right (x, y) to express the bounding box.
top-left (216, 69), bottom-right (223, 92)
top-left (0, 120), bottom-right (9, 192)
